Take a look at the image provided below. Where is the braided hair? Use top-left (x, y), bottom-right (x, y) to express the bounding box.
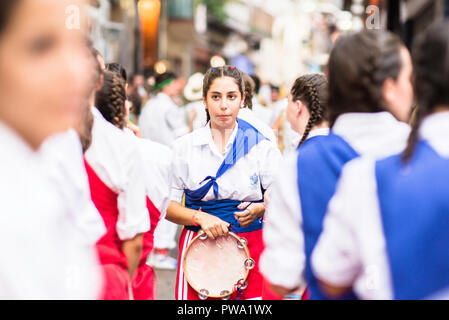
top-left (402, 21), bottom-right (449, 163)
top-left (95, 70), bottom-right (127, 129)
top-left (242, 73), bottom-right (254, 110)
top-left (202, 66), bottom-right (246, 123)
top-left (291, 74), bottom-right (328, 147)
top-left (328, 30), bottom-right (403, 127)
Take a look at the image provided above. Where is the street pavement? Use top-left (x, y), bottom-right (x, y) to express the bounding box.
top-left (154, 226), bottom-right (181, 300)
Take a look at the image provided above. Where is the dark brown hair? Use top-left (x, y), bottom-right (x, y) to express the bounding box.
top-left (328, 30), bottom-right (403, 127)
top-left (202, 66), bottom-right (245, 123)
top-left (77, 104), bottom-right (94, 154)
top-left (95, 70), bottom-right (127, 129)
top-left (0, 1), bottom-right (21, 35)
top-left (242, 73), bottom-right (254, 110)
top-left (402, 21), bottom-right (449, 163)
top-left (291, 74), bottom-right (328, 147)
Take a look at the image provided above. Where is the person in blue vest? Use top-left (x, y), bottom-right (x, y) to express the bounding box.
top-left (259, 30), bottom-right (414, 300)
top-left (165, 66), bottom-right (281, 300)
top-left (312, 20), bottom-right (449, 300)
top-left (260, 73), bottom-right (329, 300)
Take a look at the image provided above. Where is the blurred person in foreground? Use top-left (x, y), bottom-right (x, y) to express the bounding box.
top-left (0, 0), bottom-right (103, 299)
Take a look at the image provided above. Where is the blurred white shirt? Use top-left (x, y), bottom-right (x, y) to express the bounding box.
top-left (185, 100), bottom-right (207, 131)
top-left (139, 92), bottom-right (190, 147)
top-left (41, 130), bottom-right (106, 245)
top-left (0, 121), bottom-right (102, 299)
top-left (130, 133), bottom-right (173, 219)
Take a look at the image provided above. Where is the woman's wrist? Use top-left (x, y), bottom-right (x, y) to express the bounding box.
top-left (256, 203), bottom-right (265, 218)
top-left (192, 209), bottom-right (203, 226)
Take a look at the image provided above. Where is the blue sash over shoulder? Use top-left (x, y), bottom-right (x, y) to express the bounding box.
top-left (184, 119), bottom-right (267, 233)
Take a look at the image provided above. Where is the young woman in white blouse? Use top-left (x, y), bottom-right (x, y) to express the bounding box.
top-left (166, 66), bottom-right (281, 300)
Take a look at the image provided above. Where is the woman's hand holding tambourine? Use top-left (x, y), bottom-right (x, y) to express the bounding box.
top-left (234, 202), bottom-right (265, 228)
top-left (195, 211), bottom-right (230, 240)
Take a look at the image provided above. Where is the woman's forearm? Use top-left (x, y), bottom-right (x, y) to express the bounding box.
top-left (122, 233), bottom-right (143, 280)
top-left (166, 201), bottom-right (201, 226)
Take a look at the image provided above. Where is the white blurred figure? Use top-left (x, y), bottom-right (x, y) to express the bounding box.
top-left (184, 73), bottom-right (207, 131)
top-left (0, 0), bottom-right (103, 299)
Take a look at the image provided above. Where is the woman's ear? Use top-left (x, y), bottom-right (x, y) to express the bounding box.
top-left (382, 78), bottom-right (396, 108)
top-left (296, 100), bottom-right (304, 117)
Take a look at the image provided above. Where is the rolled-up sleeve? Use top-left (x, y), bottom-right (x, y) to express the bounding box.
top-left (260, 152), bottom-right (306, 290)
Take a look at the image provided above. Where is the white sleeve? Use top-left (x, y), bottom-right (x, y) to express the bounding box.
top-left (259, 153), bottom-right (306, 290)
top-left (259, 141), bottom-right (282, 191)
top-left (116, 138), bottom-right (150, 240)
top-left (311, 158), bottom-right (375, 287)
top-left (169, 141), bottom-right (187, 204)
top-left (139, 140), bottom-right (173, 220)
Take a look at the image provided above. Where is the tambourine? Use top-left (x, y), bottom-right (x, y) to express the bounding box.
top-left (182, 230), bottom-right (255, 300)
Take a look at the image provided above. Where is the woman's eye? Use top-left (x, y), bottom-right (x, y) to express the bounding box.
top-left (228, 95), bottom-right (236, 100)
top-left (29, 36), bottom-right (55, 55)
top-left (212, 95), bottom-right (220, 100)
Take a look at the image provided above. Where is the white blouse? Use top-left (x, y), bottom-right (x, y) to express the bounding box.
top-left (134, 136), bottom-right (173, 219)
top-left (85, 107), bottom-right (150, 241)
top-left (170, 121), bottom-right (281, 204)
top-left (0, 121), bottom-right (102, 299)
top-left (40, 129), bottom-right (106, 245)
top-left (260, 112), bottom-right (410, 292)
top-left (312, 111), bottom-right (449, 300)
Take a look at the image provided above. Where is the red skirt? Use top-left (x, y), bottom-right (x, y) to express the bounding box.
top-left (100, 264), bottom-right (130, 300)
top-left (132, 264), bottom-right (156, 300)
top-left (176, 228), bottom-right (264, 300)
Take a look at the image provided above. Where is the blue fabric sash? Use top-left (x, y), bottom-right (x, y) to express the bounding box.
top-left (184, 119), bottom-right (267, 233)
top-left (297, 132), bottom-right (360, 300)
top-left (184, 198), bottom-right (264, 233)
top-left (376, 140), bottom-right (449, 300)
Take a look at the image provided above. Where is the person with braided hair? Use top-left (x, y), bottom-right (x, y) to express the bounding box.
top-left (94, 69), bottom-right (173, 300)
top-left (84, 57), bottom-right (150, 299)
top-left (260, 73), bottom-right (328, 300)
top-left (260, 29), bottom-right (413, 300)
top-left (312, 20), bottom-right (449, 300)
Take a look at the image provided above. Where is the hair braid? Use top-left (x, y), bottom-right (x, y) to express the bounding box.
top-left (298, 82), bottom-right (323, 146)
top-left (290, 74), bottom-right (328, 148)
top-left (402, 21), bottom-right (449, 163)
top-left (95, 70), bottom-right (127, 129)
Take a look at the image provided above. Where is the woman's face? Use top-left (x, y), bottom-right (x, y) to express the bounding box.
top-left (0, 0), bottom-right (95, 149)
top-left (286, 93), bottom-right (309, 135)
top-left (204, 76), bottom-right (243, 131)
top-left (383, 47), bottom-right (414, 122)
